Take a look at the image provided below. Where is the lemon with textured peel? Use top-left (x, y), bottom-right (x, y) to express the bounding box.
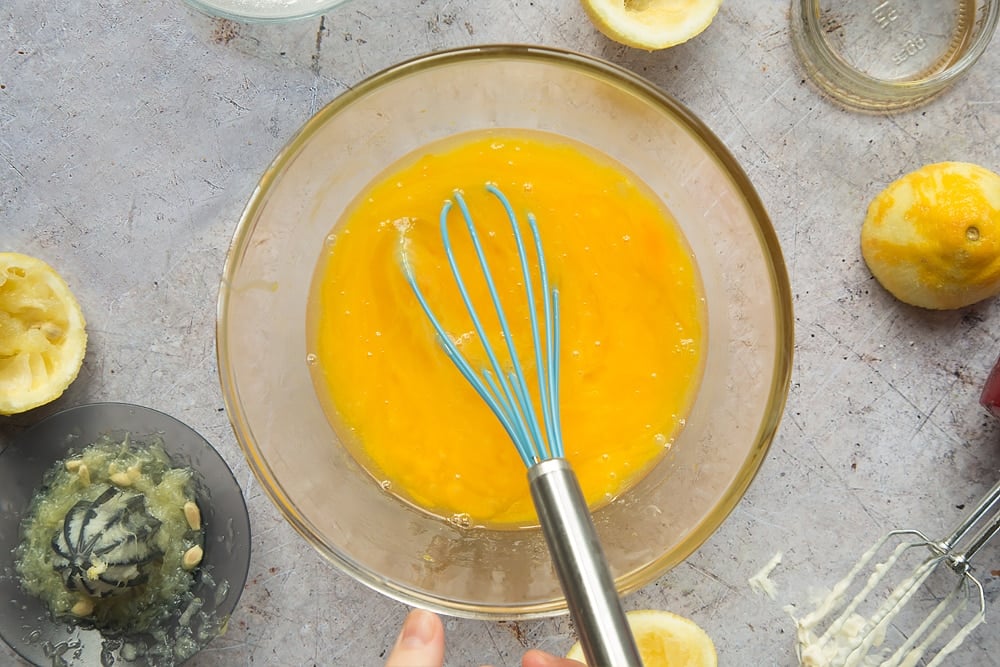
top-left (0, 253), bottom-right (87, 415)
top-left (580, 0), bottom-right (722, 50)
top-left (566, 609), bottom-right (717, 666)
top-left (861, 161), bottom-right (1000, 310)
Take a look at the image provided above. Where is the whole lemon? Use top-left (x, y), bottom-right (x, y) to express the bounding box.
top-left (861, 161), bottom-right (1000, 310)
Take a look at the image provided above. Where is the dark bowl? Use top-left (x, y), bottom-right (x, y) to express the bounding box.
top-left (0, 403), bottom-right (251, 666)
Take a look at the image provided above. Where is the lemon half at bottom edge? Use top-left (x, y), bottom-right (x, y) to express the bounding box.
top-left (0, 252), bottom-right (87, 415)
top-left (580, 0), bottom-right (723, 50)
top-left (566, 609), bottom-right (718, 666)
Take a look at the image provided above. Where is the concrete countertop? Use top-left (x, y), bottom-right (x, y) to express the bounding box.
top-left (3, 1), bottom-right (1000, 665)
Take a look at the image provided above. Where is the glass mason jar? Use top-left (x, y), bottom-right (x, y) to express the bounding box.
top-left (790, 0), bottom-right (999, 110)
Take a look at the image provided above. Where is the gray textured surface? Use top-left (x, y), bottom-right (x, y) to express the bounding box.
top-left (2, 1), bottom-right (1000, 665)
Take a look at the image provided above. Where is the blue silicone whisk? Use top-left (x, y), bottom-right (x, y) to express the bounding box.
top-left (401, 183), bottom-right (641, 667)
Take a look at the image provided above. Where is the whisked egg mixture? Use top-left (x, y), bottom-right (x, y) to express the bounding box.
top-left (308, 130), bottom-right (705, 526)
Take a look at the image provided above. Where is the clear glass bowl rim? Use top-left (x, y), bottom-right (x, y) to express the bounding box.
top-left (216, 44), bottom-right (795, 618)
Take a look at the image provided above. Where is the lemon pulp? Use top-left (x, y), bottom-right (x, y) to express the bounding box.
top-left (308, 130), bottom-right (705, 526)
top-left (16, 438), bottom-right (204, 640)
top-left (566, 609), bottom-right (718, 666)
top-left (580, 0), bottom-right (722, 50)
top-left (0, 252), bottom-right (87, 415)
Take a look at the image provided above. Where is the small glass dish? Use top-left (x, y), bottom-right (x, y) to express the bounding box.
top-left (0, 403), bottom-right (252, 666)
top-left (791, 0), bottom-right (999, 111)
top-left (183, 0), bottom-right (350, 23)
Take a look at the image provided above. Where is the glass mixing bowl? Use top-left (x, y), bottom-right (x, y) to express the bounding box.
top-left (217, 45), bottom-right (793, 619)
top-left (0, 403), bottom-right (251, 665)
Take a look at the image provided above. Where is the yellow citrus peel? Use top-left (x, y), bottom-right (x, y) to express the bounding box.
top-left (579, 0), bottom-right (723, 50)
top-left (566, 609), bottom-right (717, 666)
top-left (0, 252), bottom-right (87, 415)
top-left (861, 161), bottom-right (1000, 310)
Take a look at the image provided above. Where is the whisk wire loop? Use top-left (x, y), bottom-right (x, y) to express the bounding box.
top-left (533, 213), bottom-right (563, 459)
top-left (402, 185), bottom-right (562, 466)
top-left (486, 184), bottom-right (564, 459)
top-left (885, 570), bottom-right (975, 666)
top-left (401, 228), bottom-right (528, 459)
top-left (448, 193), bottom-right (538, 452)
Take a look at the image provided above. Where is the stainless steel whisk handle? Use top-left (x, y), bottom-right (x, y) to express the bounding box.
top-left (528, 458), bottom-right (641, 667)
top-left (939, 476), bottom-right (1000, 566)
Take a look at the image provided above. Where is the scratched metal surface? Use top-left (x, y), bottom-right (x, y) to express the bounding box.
top-left (2, 1), bottom-right (1000, 665)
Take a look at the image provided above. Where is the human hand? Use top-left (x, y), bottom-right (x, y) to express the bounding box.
top-left (383, 609), bottom-right (585, 667)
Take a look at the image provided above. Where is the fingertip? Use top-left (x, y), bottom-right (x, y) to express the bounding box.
top-left (522, 648), bottom-right (582, 667)
top-left (521, 649), bottom-right (549, 667)
top-left (384, 608), bottom-right (445, 667)
top-left (399, 608), bottom-right (442, 648)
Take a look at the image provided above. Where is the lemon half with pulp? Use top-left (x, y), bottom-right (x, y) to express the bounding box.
top-left (580, 0), bottom-right (723, 50)
top-left (566, 609), bottom-right (717, 666)
top-left (861, 161), bottom-right (1000, 310)
top-left (0, 252), bottom-right (87, 415)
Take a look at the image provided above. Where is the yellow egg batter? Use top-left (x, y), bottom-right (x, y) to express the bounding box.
top-left (308, 130), bottom-right (704, 527)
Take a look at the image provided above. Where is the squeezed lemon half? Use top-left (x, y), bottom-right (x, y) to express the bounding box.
top-left (566, 609), bottom-right (718, 666)
top-left (861, 161), bottom-right (1000, 310)
top-left (0, 252), bottom-right (87, 415)
top-left (580, 0), bottom-right (723, 50)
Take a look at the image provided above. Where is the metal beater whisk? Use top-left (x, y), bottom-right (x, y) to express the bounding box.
top-left (401, 183), bottom-right (641, 667)
top-left (796, 478), bottom-right (1000, 666)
